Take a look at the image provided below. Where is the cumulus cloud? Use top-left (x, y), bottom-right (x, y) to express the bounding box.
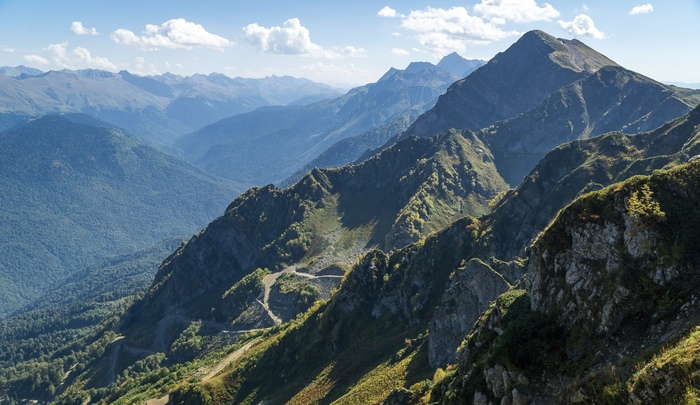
top-left (557, 14), bottom-right (605, 39)
top-left (629, 4), bottom-right (654, 15)
top-left (40, 42), bottom-right (117, 70)
top-left (243, 18), bottom-right (362, 58)
top-left (72, 47), bottom-right (117, 70)
top-left (473, 0), bottom-right (560, 23)
top-left (112, 18), bottom-right (232, 50)
top-left (23, 54), bottom-right (50, 65)
top-left (338, 46), bottom-right (366, 58)
top-left (400, 7), bottom-right (519, 55)
top-left (378, 6), bottom-right (400, 18)
top-left (132, 56), bottom-right (160, 75)
top-left (391, 48), bottom-right (410, 56)
top-left (44, 42), bottom-right (70, 67)
top-left (4, 48), bottom-right (14, 53)
top-left (71, 21), bottom-right (98, 35)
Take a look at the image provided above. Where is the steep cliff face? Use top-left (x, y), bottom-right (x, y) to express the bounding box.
top-left (435, 160), bottom-right (700, 404)
top-left (405, 30), bottom-right (617, 138)
top-left (428, 258), bottom-right (520, 368)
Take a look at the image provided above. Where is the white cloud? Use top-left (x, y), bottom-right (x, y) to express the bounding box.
top-left (378, 6), bottom-right (400, 18)
top-left (40, 42), bottom-right (117, 70)
top-left (45, 42), bottom-right (70, 68)
top-left (391, 48), bottom-right (410, 56)
top-left (557, 14), bottom-right (605, 39)
top-left (629, 4), bottom-right (654, 15)
top-left (337, 46), bottom-right (366, 58)
top-left (582, 4), bottom-right (589, 11)
top-left (132, 56), bottom-right (160, 75)
top-left (473, 0), bottom-right (560, 23)
top-left (391, 32), bottom-right (402, 37)
top-left (72, 47), bottom-right (117, 70)
top-left (243, 18), bottom-right (359, 59)
top-left (4, 48), bottom-right (14, 53)
top-left (23, 54), bottom-right (50, 65)
top-left (112, 18), bottom-right (232, 50)
top-left (400, 7), bottom-right (519, 56)
top-left (71, 21), bottom-right (98, 36)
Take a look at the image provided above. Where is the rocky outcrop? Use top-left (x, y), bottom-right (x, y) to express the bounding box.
top-left (428, 258), bottom-right (512, 367)
top-left (436, 160), bottom-right (700, 404)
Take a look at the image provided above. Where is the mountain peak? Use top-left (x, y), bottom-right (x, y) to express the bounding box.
top-left (404, 61), bottom-right (438, 74)
top-left (437, 52), bottom-right (485, 77)
top-left (514, 29), bottom-right (617, 73)
top-left (404, 30), bottom-right (619, 137)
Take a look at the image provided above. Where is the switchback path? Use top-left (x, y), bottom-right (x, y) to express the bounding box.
top-left (261, 267), bottom-right (343, 324)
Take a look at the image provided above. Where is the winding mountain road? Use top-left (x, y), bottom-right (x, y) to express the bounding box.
top-left (260, 267), bottom-right (343, 324)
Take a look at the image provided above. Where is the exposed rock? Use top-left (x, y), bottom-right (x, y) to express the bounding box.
top-left (474, 391), bottom-right (490, 405)
top-left (428, 258), bottom-right (511, 367)
top-left (511, 387), bottom-right (530, 405)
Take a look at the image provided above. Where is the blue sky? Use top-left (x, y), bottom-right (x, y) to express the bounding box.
top-left (0, 1), bottom-right (698, 87)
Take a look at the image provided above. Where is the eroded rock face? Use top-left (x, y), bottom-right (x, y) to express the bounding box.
top-left (428, 259), bottom-right (511, 367)
top-left (525, 186), bottom-right (671, 337)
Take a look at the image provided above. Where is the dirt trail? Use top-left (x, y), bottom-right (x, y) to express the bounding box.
top-left (261, 266), bottom-right (343, 325)
top-left (106, 337), bottom-right (124, 385)
top-left (203, 337), bottom-right (260, 381)
top-left (142, 395), bottom-right (169, 405)
top-left (155, 314), bottom-right (188, 353)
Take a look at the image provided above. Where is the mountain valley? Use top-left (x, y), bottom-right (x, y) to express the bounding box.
top-left (2, 29), bottom-right (700, 405)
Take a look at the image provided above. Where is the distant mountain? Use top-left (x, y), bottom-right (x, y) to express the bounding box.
top-left (0, 69), bottom-right (344, 144)
top-left (0, 65), bottom-right (44, 77)
top-left (177, 59), bottom-right (463, 187)
top-left (282, 114), bottom-right (418, 187)
top-left (405, 30), bottom-right (618, 138)
top-left (0, 114), bottom-right (242, 316)
top-left (436, 52), bottom-right (485, 77)
top-left (281, 56), bottom-right (487, 185)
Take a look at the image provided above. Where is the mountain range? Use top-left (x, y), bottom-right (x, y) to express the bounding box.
top-left (175, 56), bottom-right (484, 187)
top-left (0, 68), bottom-right (343, 144)
top-left (3, 29), bottom-right (700, 405)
